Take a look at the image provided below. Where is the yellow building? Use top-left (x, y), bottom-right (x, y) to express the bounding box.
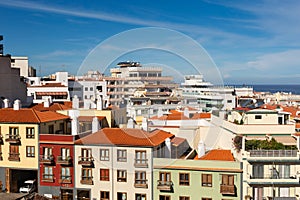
top-left (0, 105), bottom-right (70, 192)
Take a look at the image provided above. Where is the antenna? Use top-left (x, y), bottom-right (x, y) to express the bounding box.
top-left (0, 35), bottom-right (3, 55)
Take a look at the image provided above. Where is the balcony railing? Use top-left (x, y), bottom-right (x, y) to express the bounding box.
top-left (59, 176), bottom-right (72, 184)
top-left (8, 153), bottom-right (20, 161)
top-left (134, 179), bottom-right (148, 188)
top-left (220, 185), bottom-right (235, 195)
top-left (80, 177), bottom-right (93, 185)
top-left (134, 159), bottom-right (148, 168)
top-left (78, 156), bottom-right (94, 166)
top-left (251, 173), bottom-right (295, 179)
top-left (40, 155), bottom-right (54, 165)
top-left (157, 180), bottom-right (173, 191)
top-left (42, 174), bottom-right (54, 182)
top-left (249, 150), bottom-right (298, 157)
top-left (5, 134), bottom-right (21, 144)
top-left (57, 156), bottom-right (72, 165)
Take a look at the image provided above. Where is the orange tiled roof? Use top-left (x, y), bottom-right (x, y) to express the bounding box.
top-left (296, 123), bottom-right (300, 129)
top-left (78, 116), bottom-right (106, 122)
top-left (29, 83), bottom-right (66, 87)
top-left (0, 108), bottom-right (70, 123)
top-left (150, 111), bottom-right (189, 121)
top-left (191, 113), bottom-right (211, 119)
top-left (31, 102), bottom-right (71, 112)
top-left (75, 128), bottom-right (174, 147)
top-left (197, 149), bottom-right (235, 161)
top-left (260, 104), bottom-right (300, 118)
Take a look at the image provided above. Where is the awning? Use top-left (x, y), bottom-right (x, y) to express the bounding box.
top-left (36, 92), bottom-right (68, 96)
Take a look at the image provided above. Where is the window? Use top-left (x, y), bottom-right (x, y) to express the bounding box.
top-left (9, 127), bottom-right (19, 136)
top-left (80, 148), bottom-right (92, 161)
top-left (159, 195), bottom-right (170, 200)
top-left (85, 95), bottom-right (88, 99)
top-left (42, 147), bottom-right (53, 160)
top-left (255, 115), bottom-right (262, 119)
top-left (227, 100), bottom-right (232, 103)
top-left (100, 149), bottom-right (109, 161)
top-left (202, 174), bottom-right (212, 187)
top-left (159, 171), bottom-right (171, 183)
top-left (100, 191), bottom-right (109, 200)
top-left (117, 170), bottom-right (127, 182)
top-left (202, 198), bottom-right (212, 200)
top-left (135, 171), bottom-right (147, 187)
top-left (136, 193), bottom-right (146, 200)
top-left (61, 167), bottom-right (71, 182)
top-left (179, 197), bottom-right (190, 200)
top-left (100, 169), bottom-right (109, 181)
top-left (59, 123), bottom-right (64, 132)
top-left (117, 192), bottom-right (127, 200)
top-left (85, 87), bottom-right (88, 91)
top-left (81, 168), bottom-right (93, 184)
top-left (117, 149), bottom-right (127, 162)
top-left (90, 87), bottom-right (93, 91)
top-left (135, 150), bottom-right (147, 167)
top-left (179, 173), bottom-right (189, 186)
top-left (48, 125), bottom-right (54, 134)
top-left (43, 166), bottom-right (53, 181)
top-left (220, 174), bottom-right (235, 195)
top-left (60, 148), bottom-right (70, 161)
top-left (8, 145), bottom-right (19, 161)
top-left (26, 146), bottom-right (35, 157)
top-left (26, 127), bottom-right (35, 139)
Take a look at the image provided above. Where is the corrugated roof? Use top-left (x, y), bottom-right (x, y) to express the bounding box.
top-left (197, 149), bottom-right (235, 161)
top-left (0, 108), bottom-right (70, 123)
top-left (75, 128), bottom-right (174, 147)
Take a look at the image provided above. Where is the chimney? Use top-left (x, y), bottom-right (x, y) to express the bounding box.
top-left (198, 140), bottom-right (206, 158)
top-left (92, 117), bottom-right (100, 133)
top-left (142, 117), bottom-right (148, 131)
top-left (3, 99), bottom-right (9, 108)
top-left (165, 137), bottom-right (171, 158)
top-left (184, 107), bottom-right (189, 118)
top-left (72, 95), bottom-right (79, 109)
top-left (43, 98), bottom-right (50, 108)
top-left (127, 118), bottom-right (135, 128)
top-left (96, 96), bottom-right (102, 110)
top-left (157, 107), bottom-right (163, 118)
top-left (13, 99), bottom-right (21, 110)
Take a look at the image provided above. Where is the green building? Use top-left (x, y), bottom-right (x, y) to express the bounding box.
top-left (153, 150), bottom-right (242, 200)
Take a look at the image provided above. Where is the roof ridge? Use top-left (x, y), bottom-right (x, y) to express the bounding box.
top-left (31, 109), bottom-right (42, 123)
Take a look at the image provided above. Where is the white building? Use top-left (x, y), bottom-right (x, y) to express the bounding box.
top-left (27, 72), bottom-right (70, 103)
top-left (74, 128), bottom-right (189, 200)
top-left (11, 56), bottom-right (36, 77)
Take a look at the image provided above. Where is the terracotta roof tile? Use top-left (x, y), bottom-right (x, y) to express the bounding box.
top-left (191, 113), bottom-right (211, 119)
top-left (0, 108), bottom-right (69, 123)
top-left (197, 149), bottom-right (235, 161)
top-left (75, 128), bottom-right (174, 147)
top-left (31, 102), bottom-right (71, 112)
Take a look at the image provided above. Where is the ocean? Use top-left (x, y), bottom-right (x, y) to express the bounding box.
top-left (251, 85), bottom-right (300, 95)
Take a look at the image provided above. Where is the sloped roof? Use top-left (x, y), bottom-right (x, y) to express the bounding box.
top-left (78, 116), bottom-right (106, 122)
top-left (31, 102), bottom-right (71, 112)
top-left (75, 128), bottom-right (174, 147)
top-left (191, 113), bottom-right (211, 119)
top-left (0, 108), bottom-right (70, 123)
top-left (150, 111), bottom-right (189, 120)
top-left (197, 149), bottom-right (235, 161)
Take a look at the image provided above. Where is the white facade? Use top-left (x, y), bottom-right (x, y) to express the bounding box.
top-left (74, 145), bottom-right (153, 200)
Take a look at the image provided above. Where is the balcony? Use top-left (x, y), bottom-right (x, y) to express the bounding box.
top-left (40, 155), bottom-right (54, 165)
top-left (157, 180), bottom-right (173, 191)
top-left (59, 177), bottom-right (72, 184)
top-left (42, 174), bottom-right (54, 182)
top-left (247, 174), bottom-right (300, 186)
top-left (57, 156), bottom-right (72, 165)
top-left (8, 153), bottom-right (20, 161)
top-left (5, 134), bottom-right (21, 144)
top-left (78, 156), bottom-right (94, 166)
top-left (220, 185), bottom-right (235, 195)
top-left (247, 150), bottom-right (299, 163)
top-left (134, 180), bottom-right (148, 188)
top-left (80, 177), bottom-right (93, 185)
top-left (134, 159), bottom-right (148, 168)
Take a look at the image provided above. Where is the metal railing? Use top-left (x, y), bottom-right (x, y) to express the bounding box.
top-left (249, 150), bottom-right (298, 157)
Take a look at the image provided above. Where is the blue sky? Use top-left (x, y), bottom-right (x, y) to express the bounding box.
top-left (0, 0), bottom-right (300, 84)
